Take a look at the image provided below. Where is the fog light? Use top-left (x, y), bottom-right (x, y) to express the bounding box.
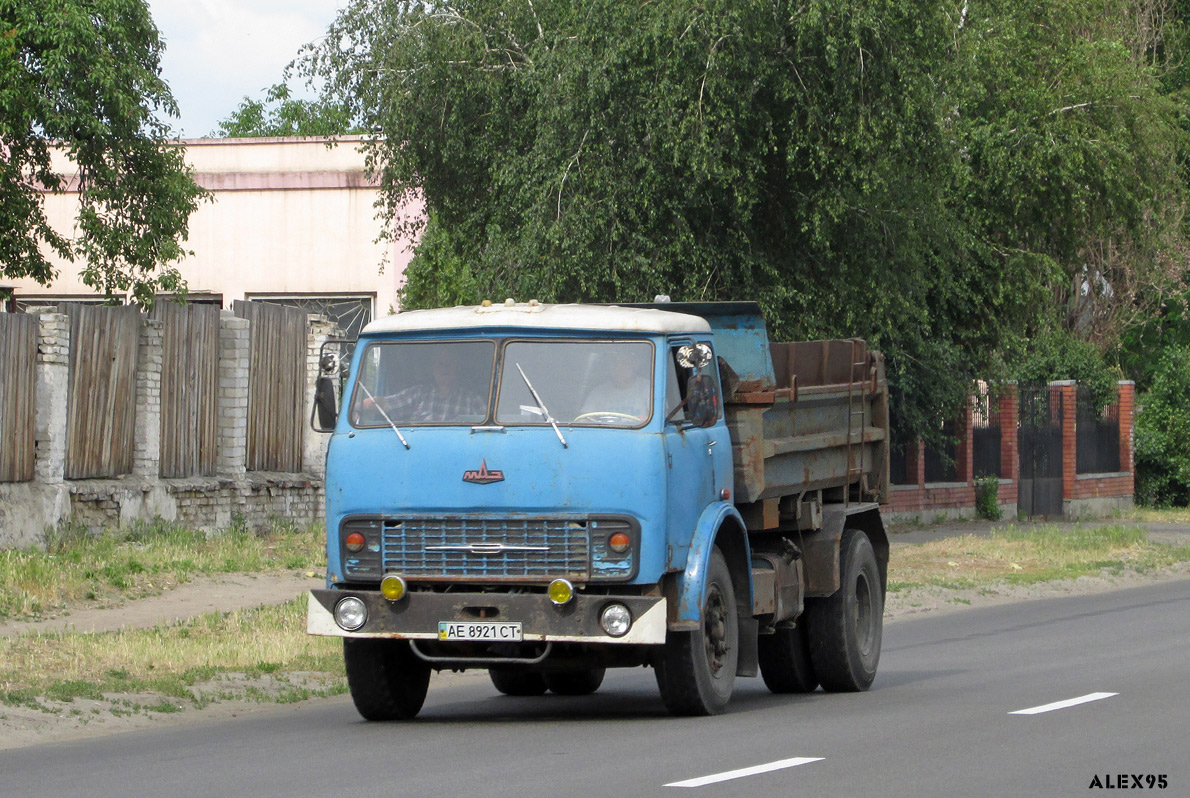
top-left (334, 596), bottom-right (367, 631)
top-left (548, 579), bottom-right (575, 606)
top-left (599, 603), bottom-right (632, 637)
top-left (345, 532), bottom-right (365, 553)
top-left (381, 574), bottom-right (407, 602)
top-left (608, 532), bottom-right (631, 553)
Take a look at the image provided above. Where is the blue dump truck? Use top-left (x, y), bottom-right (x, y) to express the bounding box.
top-left (308, 300), bottom-right (890, 717)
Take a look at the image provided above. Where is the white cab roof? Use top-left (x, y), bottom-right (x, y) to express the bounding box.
top-left (361, 302), bottom-right (712, 335)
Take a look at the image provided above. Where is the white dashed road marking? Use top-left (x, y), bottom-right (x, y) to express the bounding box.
top-left (664, 757), bottom-right (825, 788)
top-left (1009, 692), bottom-right (1118, 715)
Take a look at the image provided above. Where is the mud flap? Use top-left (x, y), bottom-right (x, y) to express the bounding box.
top-left (737, 617), bottom-right (759, 677)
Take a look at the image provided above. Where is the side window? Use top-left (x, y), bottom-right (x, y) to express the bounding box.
top-left (666, 352), bottom-right (686, 422)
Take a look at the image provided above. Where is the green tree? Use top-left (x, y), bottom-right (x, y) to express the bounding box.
top-left (950, 0), bottom-right (1188, 352)
top-left (298, 0), bottom-right (1187, 439)
top-left (1134, 346), bottom-right (1190, 505)
top-left (214, 82), bottom-right (358, 138)
top-left (0, 0), bottom-right (208, 305)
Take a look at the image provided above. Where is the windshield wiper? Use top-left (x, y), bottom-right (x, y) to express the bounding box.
top-left (515, 363), bottom-right (567, 449)
top-left (357, 382), bottom-right (410, 449)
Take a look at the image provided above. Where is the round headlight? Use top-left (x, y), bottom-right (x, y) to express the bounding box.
top-left (381, 574), bottom-right (407, 602)
top-left (599, 603), bottom-right (632, 637)
top-left (334, 596), bottom-right (367, 631)
top-left (548, 579), bottom-right (575, 606)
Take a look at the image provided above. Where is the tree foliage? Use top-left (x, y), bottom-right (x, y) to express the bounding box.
top-left (0, 0), bottom-right (207, 305)
top-left (299, 0), bottom-right (1188, 437)
top-left (214, 82), bottom-right (359, 138)
top-left (951, 0), bottom-right (1188, 353)
top-left (1134, 346), bottom-right (1190, 506)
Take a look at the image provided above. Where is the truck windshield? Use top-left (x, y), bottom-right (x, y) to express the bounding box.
top-left (348, 341), bottom-right (495, 427)
top-left (496, 340), bottom-right (653, 428)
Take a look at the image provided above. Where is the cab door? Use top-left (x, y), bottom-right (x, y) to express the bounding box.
top-left (662, 338), bottom-right (731, 569)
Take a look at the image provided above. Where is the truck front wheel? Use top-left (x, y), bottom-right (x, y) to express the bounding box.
top-left (654, 547), bottom-right (738, 716)
top-left (343, 638), bottom-right (431, 720)
top-left (805, 529), bottom-right (884, 691)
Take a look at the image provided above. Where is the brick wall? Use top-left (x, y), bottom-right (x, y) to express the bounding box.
top-left (883, 400), bottom-right (976, 522)
top-left (883, 381), bottom-right (1133, 523)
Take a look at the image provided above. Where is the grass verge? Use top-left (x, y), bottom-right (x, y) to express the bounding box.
top-left (0, 599), bottom-right (346, 714)
top-left (888, 523), bottom-right (1190, 592)
top-left (1122, 506), bottom-right (1190, 524)
top-left (0, 516), bottom-right (324, 621)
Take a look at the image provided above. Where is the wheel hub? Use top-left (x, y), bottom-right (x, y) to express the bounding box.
top-left (704, 585), bottom-right (731, 675)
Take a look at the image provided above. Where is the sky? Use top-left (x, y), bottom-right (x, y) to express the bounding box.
top-left (145, 0), bottom-right (347, 139)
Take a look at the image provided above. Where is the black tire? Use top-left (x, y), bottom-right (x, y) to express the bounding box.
top-left (805, 529), bottom-right (884, 692)
top-left (758, 621), bottom-right (819, 694)
top-left (489, 668), bottom-right (548, 696)
top-left (544, 668), bottom-right (606, 696)
top-left (654, 547), bottom-right (738, 716)
top-left (343, 638), bottom-right (431, 721)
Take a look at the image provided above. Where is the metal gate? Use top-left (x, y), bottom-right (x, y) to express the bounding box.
top-left (1018, 384), bottom-right (1063, 517)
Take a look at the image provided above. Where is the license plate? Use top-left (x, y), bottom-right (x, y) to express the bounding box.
top-left (438, 621), bottom-right (523, 642)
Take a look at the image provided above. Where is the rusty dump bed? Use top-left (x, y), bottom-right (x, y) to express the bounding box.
top-left (725, 338), bottom-right (890, 506)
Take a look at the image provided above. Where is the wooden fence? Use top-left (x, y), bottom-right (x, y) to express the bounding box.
top-left (0, 313), bottom-right (37, 482)
top-left (234, 301), bottom-right (305, 472)
top-left (64, 304), bottom-right (141, 479)
top-left (153, 302), bottom-right (220, 478)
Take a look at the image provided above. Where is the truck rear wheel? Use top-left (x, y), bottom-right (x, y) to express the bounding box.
top-left (758, 622), bottom-right (819, 694)
top-left (654, 547), bottom-right (738, 716)
top-left (544, 668), bottom-right (606, 696)
top-left (343, 638), bottom-right (431, 720)
top-left (489, 668), bottom-right (548, 696)
top-left (805, 529), bottom-right (883, 692)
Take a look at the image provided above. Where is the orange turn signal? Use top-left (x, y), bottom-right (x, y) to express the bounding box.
top-left (608, 532), bottom-right (631, 553)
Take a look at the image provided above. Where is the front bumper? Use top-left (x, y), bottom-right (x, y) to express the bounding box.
top-left (306, 589), bottom-right (667, 645)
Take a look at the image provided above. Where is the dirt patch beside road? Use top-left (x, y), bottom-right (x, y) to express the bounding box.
top-left (884, 561), bottom-right (1190, 619)
top-left (0, 572), bottom-right (321, 639)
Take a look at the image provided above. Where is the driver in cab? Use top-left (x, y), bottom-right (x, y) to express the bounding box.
top-left (578, 357), bottom-right (651, 423)
top-left (359, 352), bottom-right (486, 424)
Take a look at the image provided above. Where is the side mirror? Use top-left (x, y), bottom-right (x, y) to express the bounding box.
top-left (311, 347), bottom-right (349, 433)
top-left (311, 375), bottom-right (338, 432)
top-left (686, 374), bottom-right (719, 428)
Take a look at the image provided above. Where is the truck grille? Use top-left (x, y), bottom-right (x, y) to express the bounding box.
top-left (380, 517), bottom-right (590, 581)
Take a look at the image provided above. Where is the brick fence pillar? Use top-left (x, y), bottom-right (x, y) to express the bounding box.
top-left (1118, 381), bottom-right (1135, 494)
top-left (998, 384), bottom-right (1019, 506)
top-left (904, 438), bottom-right (925, 489)
top-left (132, 317), bottom-right (163, 479)
top-left (955, 398), bottom-right (975, 486)
top-left (1054, 380), bottom-right (1078, 511)
top-left (217, 312), bottom-right (250, 477)
top-left (33, 313), bottom-right (69, 484)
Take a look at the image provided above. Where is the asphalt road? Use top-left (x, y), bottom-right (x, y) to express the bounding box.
top-left (4, 579), bottom-right (1187, 798)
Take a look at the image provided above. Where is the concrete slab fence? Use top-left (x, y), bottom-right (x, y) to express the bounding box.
top-left (0, 304), bottom-right (340, 547)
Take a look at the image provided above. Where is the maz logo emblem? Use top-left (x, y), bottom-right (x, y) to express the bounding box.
top-left (462, 460), bottom-right (505, 484)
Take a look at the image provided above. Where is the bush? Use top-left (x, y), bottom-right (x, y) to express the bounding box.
top-left (1134, 347), bottom-right (1190, 507)
top-left (974, 475), bottom-right (1002, 520)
